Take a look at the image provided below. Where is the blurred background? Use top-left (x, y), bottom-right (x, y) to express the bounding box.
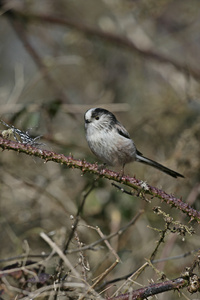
top-left (0, 0), bottom-right (200, 299)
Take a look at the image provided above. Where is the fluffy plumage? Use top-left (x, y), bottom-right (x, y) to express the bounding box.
top-left (84, 108), bottom-right (184, 178)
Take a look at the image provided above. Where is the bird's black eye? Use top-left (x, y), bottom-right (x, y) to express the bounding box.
top-left (95, 116), bottom-right (99, 120)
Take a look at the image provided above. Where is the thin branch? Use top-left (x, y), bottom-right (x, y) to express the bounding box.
top-left (3, 9), bottom-right (200, 81)
top-left (0, 260), bottom-right (47, 277)
top-left (40, 232), bottom-right (80, 279)
top-left (110, 262), bottom-right (149, 298)
top-left (4, 9), bottom-right (71, 105)
top-left (97, 247), bottom-right (200, 291)
top-left (0, 138), bottom-right (199, 223)
top-left (0, 210), bottom-right (143, 264)
top-left (107, 277), bottom-right (188, 300)
top-left (53, 183), bottom-right (95, 300)
top-left (63, 184), bottom-right (95, 255)
top-left (79, 226), bottom-right (120, 300)
top-left (19, 282), bottom-right (86, 300)
top-left (107, 252), bottom-right (200, 299)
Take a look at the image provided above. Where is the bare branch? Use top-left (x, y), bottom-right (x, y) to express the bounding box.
top-left (40, 232), bottom-right (80, 279)
top-left (3, 9), bottom-right (200, 81)
top-left (107, 277), bottom-right (188, 300)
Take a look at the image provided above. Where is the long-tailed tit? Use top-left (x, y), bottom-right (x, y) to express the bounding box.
top-left (84, 108), bottom-right (184, 178)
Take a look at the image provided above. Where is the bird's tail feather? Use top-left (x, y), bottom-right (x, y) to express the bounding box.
top-left (136, 154), bottom-right (184, 178)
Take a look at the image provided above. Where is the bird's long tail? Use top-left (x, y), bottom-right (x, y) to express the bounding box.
top-left (136, 152), bottom-right (184, 178)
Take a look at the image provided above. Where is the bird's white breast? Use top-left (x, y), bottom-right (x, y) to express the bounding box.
top-left (86, 125), bottom-right (136, 166)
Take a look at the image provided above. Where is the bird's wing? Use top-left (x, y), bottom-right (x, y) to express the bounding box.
top-left (115, 121), bottom-right (131, 139)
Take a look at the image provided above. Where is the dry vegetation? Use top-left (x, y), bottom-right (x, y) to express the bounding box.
top-left (0, 0), bottom-right (200, 299)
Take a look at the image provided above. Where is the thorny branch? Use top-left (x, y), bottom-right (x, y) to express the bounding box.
top-left (0, 135), bottom-right (199, 299)
top-left (107, 252), bottom-right (200, 299)
top-left (0, 137), bottom-right (199, 223)
top-left (107, 277), bottom-right (188, 300)
top-left (0, 4), bottom-right (199, 300)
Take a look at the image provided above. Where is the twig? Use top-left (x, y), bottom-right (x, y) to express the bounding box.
top-left (107, 252), bottom-right (200, 299)
top-left (19, 282), bottom-right (86, 300)
top-left (79, 226), bottom-right (120, 300)
top-left (0, 210), bottom-right (143, 266)
top-left (64, 184), bottom-right (95, 254)
top-left (0, 138), bottom-right (199, 223)
top-left (0, 260), bottom-right (45, 277)
top-left (111, 262), bottom-right (149, 298)
top-left (53, 183), bottom-right (95, 300)
top-left (96, 226), bottom-right (120, 262)
top-left (83, 211), bottom-right (143, 253)
top-left (40, 232), bottom-right (80, 279)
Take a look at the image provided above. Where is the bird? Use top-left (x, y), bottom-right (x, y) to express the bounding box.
top-left (84, 107), bottom-right (184, 178)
